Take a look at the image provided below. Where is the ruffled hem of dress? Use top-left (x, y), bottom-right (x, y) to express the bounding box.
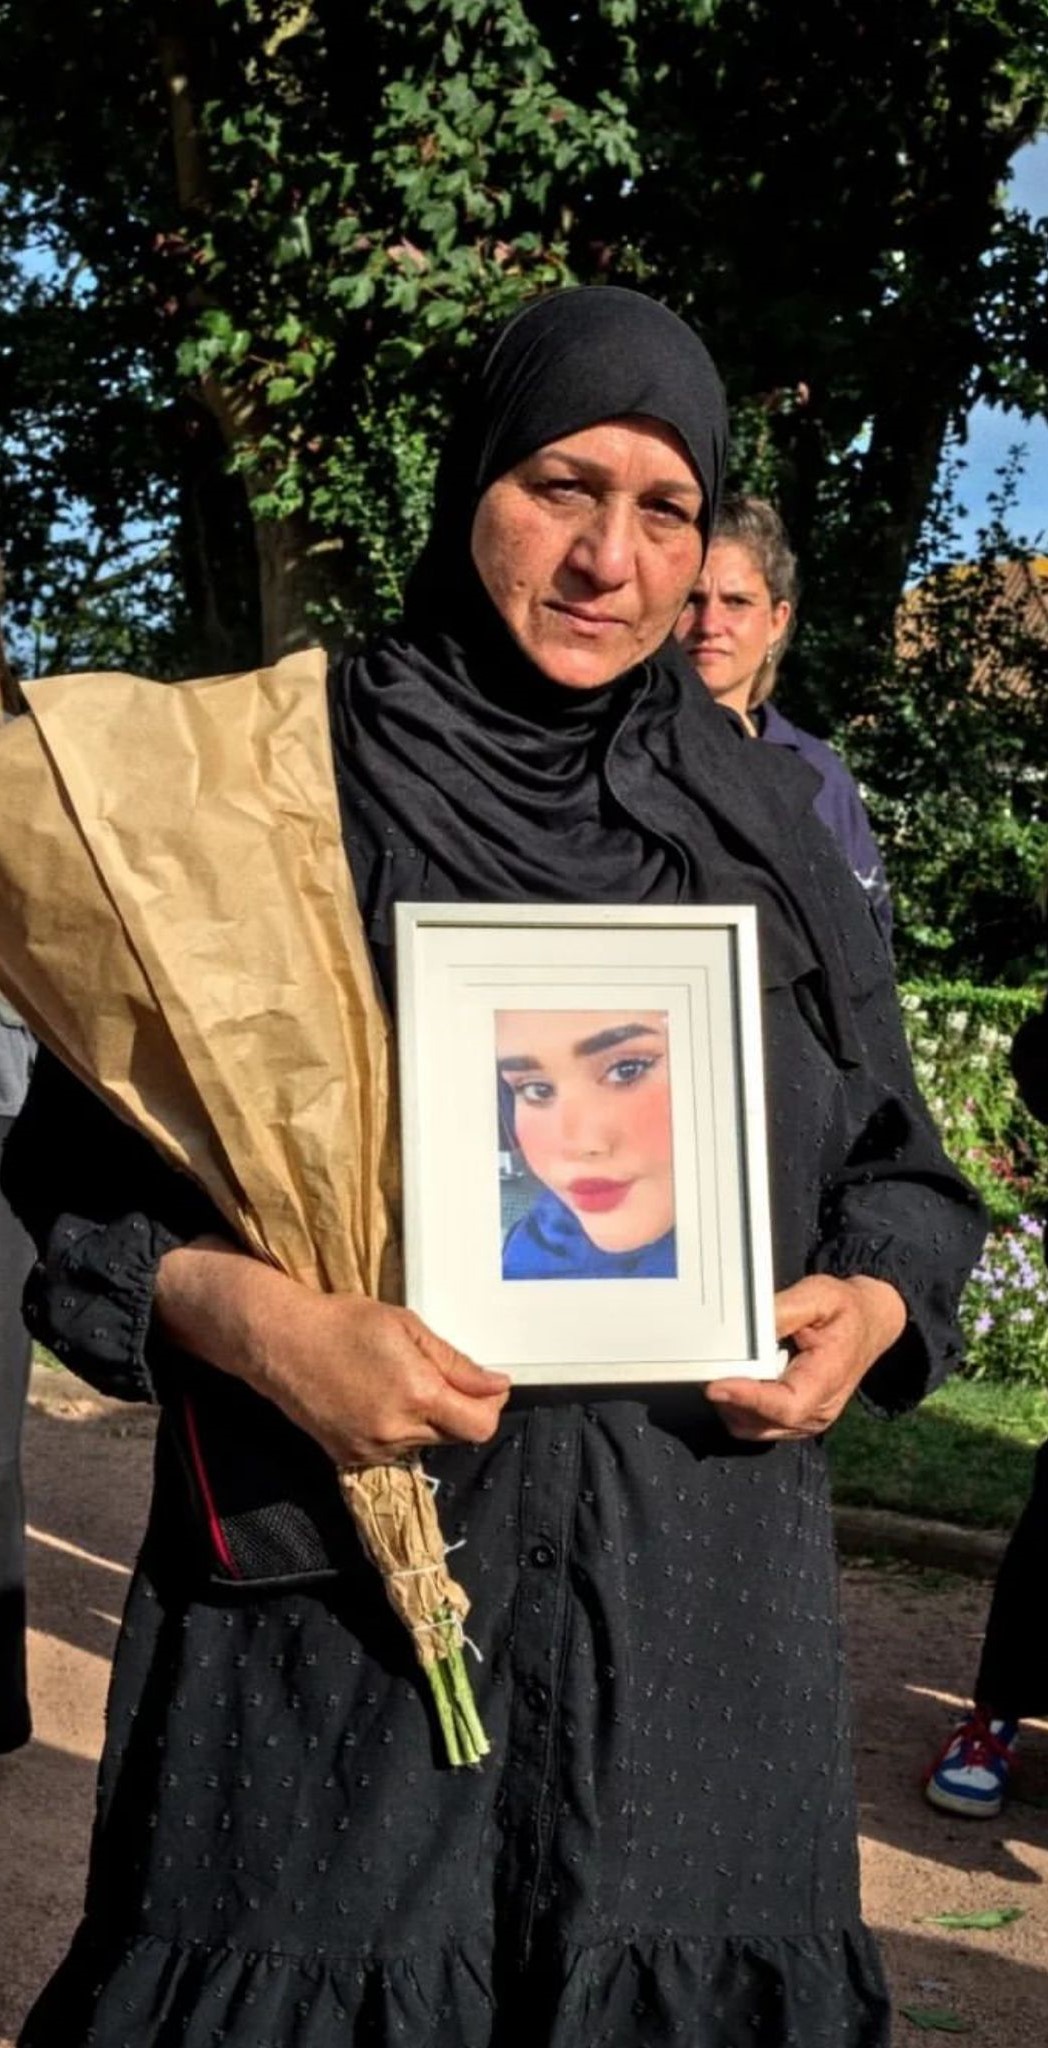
top-left (18, 1923), bottom-right (496, 2048)
top-left (19, 1919), bottom-right (889, 2048)
top-left (554, 1926), bottom-right (890, 2046)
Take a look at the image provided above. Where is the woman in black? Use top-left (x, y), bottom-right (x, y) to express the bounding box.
top-left (925, 996), bottom-right (1048, 1816)
top-left (4, 287), bottom-right (983, 2047)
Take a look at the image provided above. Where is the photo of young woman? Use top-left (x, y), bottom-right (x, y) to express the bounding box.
top-left (495, 1008), bottom-right (677, 1279)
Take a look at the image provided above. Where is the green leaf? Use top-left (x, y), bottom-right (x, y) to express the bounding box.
top-left (327, 272), bottom-right (375, 308)
top-left (924, 1906), bottom-right (1025, 1930)
top-left (265, 376), bottom-right (298, 405)
top-left (899, 2011), bottom-right (972, 2035)
top-left (199, 308), bottom-right (236, 340)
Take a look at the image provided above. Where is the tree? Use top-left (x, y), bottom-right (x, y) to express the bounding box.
top-left (844, 459), bottom-right (1048, 983)
top-left (2, 0), bottom-right (1045, 688)
top-left (0, 0), bottom-right (645, 672)
top-left (610, 0), bottom-right (1048, 719)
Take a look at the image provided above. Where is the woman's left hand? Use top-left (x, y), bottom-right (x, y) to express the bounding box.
top-left (704, 1273), bottom-right (907, 1442)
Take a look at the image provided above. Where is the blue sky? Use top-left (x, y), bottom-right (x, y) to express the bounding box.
top-left (949, 134), bottom-right (1048, 553)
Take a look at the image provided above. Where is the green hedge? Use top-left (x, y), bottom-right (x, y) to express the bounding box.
top-left (899, 980), bottom-right (1047, 1225)
top-left (899, 981), bottom-right (1048, 1383)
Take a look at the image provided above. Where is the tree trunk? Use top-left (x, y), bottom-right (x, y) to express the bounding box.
top-left (791, 73), bottom-right (1043, 724)
top-left (155, 21), bottom-right (346, 664)
top-left (0, 554), bottom-right (25, 715)
top-left (173, 400), bottom-right (263, 675)
top-left (253, 518), bottom-right (346, 665)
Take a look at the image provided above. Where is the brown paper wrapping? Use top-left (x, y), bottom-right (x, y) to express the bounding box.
top-left (339, 1466), bottom-right (472, 1668)
top-left (0, 654), bottom-right (490, 1753)
top-left (0, 652), bottom-right (400, 1300)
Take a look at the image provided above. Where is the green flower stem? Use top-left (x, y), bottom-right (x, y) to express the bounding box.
top-left (424, 1613), bottom-right (490, 1768)
top-left (427, 1659), bottom-right (464, 1767)
top-left (446, 1648), bottom-right (489, 1759)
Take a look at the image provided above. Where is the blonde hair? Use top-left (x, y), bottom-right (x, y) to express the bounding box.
top-left (711, 496), bottom-right (798, 708)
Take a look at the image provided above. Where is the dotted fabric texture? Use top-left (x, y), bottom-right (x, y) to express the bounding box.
top-left (5, 815), bottom-right (984, 2046)
top-left (23, 1416), bottom-right (889, 2047)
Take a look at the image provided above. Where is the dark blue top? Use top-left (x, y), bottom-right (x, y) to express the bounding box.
top-left (758, 703), bottom-right (893, 944)
top-left (502, 1186), bottom-right (677, 1279)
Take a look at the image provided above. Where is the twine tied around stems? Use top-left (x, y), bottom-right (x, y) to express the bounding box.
top-left (338, 1460), bottom-right (490, 1767)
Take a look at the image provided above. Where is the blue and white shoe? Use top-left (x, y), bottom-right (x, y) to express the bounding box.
top-left (924, 1706), bottom-right (1019, 1818)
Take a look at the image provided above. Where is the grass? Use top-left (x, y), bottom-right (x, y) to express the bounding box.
top-left (828, 1376), bottom-right (1048, 1531)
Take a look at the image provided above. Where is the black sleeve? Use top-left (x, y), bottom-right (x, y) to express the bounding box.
top-left (813, 1030), bottom-right (987, 1415)
top-left (0, 1048), bottom-right (225, 1403)
top-left (796, 821), bottom-right (987, 1415)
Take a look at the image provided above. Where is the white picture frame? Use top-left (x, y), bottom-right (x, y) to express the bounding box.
top-left (394, 902), bottom-right (783, 1396)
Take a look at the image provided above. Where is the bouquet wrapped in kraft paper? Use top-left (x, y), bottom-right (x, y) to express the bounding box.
top-left (0, 653), bottom-right (489, 1766)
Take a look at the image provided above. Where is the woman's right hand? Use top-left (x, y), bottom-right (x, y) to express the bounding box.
top-left (155, 1240), bottom-right (511, 1466)
top-left (269, 1293), bottom-right (513, 1466)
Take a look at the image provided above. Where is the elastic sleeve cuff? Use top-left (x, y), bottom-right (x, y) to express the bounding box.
top-left (811, 1233), bottom-right (960, 1418)
top-left (22, 1213), bottom-right (181, 1404)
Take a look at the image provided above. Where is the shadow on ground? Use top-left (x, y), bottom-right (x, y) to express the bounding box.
top-left (881, 1927), bottom-right (1048, 2043)
top-left (20, 1401), bottom-right (152, 1664)
top-left (845, 1564), bottom-right (1048, 2045)
top-left (844, 1563), bottom-right (1048, 1877)
top-left (0, 1739), bottom-right (99, 2043)
top-left (0, 1403), bottom-right (152, 2042)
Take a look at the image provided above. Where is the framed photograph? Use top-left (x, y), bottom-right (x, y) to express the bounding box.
top-left (395, 903), bottom-right (783, 1395)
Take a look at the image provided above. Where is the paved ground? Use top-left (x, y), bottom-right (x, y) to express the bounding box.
top-left (1, 1389), bottom-right (1047, 2045)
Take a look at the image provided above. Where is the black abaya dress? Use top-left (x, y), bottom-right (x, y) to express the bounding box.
top-left (3, 677), bottom-right (983, 2048)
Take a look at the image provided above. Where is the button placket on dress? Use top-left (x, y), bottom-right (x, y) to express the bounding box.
top-left (500, 1405), bottom-right (582, 1960)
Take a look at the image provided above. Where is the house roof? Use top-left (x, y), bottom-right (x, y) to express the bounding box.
top-left (896, 554), bottom-right (1048, 697)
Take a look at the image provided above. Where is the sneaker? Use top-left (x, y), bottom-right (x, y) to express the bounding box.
top-left (924, 1706), bottom-right (1018, 1818)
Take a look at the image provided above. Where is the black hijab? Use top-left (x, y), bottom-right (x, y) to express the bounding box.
top-left (330, 286), bottom-right (861, 1062)
top-left (404, 284), bottom-right (726, 626)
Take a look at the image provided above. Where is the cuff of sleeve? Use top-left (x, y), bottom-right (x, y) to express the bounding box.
top-left (23, 1214), bottom-right (181, 1404)
top-left (811, 1234), bottom-right (956, 1418)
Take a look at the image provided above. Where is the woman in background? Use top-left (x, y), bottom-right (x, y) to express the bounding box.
top-left (924, 994), bottom-right (1048, 1816)
top-left (677, 494), bottom-right (893, 944)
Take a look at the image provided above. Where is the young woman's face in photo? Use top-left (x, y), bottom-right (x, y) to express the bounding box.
top-left (496, 1009), bottom-right (675, 1254)
top-left (470, 417), bottom-right (704, 690)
